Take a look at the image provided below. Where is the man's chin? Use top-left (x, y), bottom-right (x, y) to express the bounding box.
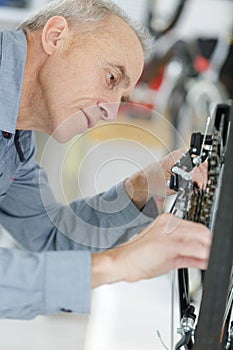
top-left (52, 128), bottom-right (84, 143)
top-left (50, 111), bottom-right (90, 143)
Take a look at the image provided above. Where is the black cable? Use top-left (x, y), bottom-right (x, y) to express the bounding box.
top-left (14, 130), bottom-right (25, 162)
top-left (175, 331), bottom-right (192, 350)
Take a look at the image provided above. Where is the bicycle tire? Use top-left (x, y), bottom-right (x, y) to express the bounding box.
top-left (193, 105), bottom-right (233, 350)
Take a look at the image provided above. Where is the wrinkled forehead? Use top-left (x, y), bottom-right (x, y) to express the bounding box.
top-left (97, 15), bottom-right (144, 80)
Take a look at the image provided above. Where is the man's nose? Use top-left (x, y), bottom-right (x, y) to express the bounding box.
top-left (97, 99), bottom-right (121, 121)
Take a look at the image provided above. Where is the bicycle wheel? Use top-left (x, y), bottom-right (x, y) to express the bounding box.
top-left (193, 105), bottom-right (233, 349)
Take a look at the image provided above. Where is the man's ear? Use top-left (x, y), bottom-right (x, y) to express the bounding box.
top-left (41, 16), bottom-right (69, 55)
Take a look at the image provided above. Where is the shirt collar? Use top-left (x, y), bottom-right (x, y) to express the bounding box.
top-left (0, 30), bottom-right (27, 135)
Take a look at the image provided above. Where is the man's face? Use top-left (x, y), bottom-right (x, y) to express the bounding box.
top-left (39, 15), bottom-right (144, 142)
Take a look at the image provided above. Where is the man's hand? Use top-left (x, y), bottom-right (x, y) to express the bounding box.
top-left (125, 149), bottom-right (208, 210)
top-left (91, 213), bottom-right (212, 288)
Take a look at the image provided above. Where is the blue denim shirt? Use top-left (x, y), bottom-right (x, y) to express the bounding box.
top-left (0, 30), bottom-right (157, 319)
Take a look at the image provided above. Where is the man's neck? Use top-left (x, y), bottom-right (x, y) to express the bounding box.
top-left (17, 30), bottom-right (48, 133)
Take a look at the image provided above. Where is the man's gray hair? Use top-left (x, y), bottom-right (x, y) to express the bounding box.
top-left (18, 0), bottom-right (153, 55)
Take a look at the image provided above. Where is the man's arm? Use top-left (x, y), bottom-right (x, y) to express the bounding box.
top-left (91, 213), bottom-right (211, 288)
top-left (0, 212), bottom-right (211, 319)
top-left (0, 132), bottom-right (158, 253)
top-left (0, 132), bottom-right (158, 319)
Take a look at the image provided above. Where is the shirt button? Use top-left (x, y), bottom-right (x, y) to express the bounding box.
top-left (2, 131), bottom-right (11, 139)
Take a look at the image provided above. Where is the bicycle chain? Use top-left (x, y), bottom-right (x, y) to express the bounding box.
top-left (188, 129), bottom-right (221, 227)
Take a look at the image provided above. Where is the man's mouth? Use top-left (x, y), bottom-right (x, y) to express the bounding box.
top-left (80, 109), bottom-right (95, 128)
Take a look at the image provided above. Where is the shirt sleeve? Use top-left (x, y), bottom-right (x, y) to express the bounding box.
top-left (0, 247), bottom-right (91, 319)
top-left (0, 133), bottom-right (158, 319)
top-left (0, 133), bottom-right (158, 252)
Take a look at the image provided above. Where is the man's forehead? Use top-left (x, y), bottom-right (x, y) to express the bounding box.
top-left (99, 15), bottom-right (143, 51)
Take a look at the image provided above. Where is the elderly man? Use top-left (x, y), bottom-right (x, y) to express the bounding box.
top-left (0, 0), bottom-right (211, 319)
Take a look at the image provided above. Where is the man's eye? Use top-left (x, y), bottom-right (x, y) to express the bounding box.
top-left (109, 73), bottom-right (115, 81)
top-left (108, 72), bottom-right (118, 85)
